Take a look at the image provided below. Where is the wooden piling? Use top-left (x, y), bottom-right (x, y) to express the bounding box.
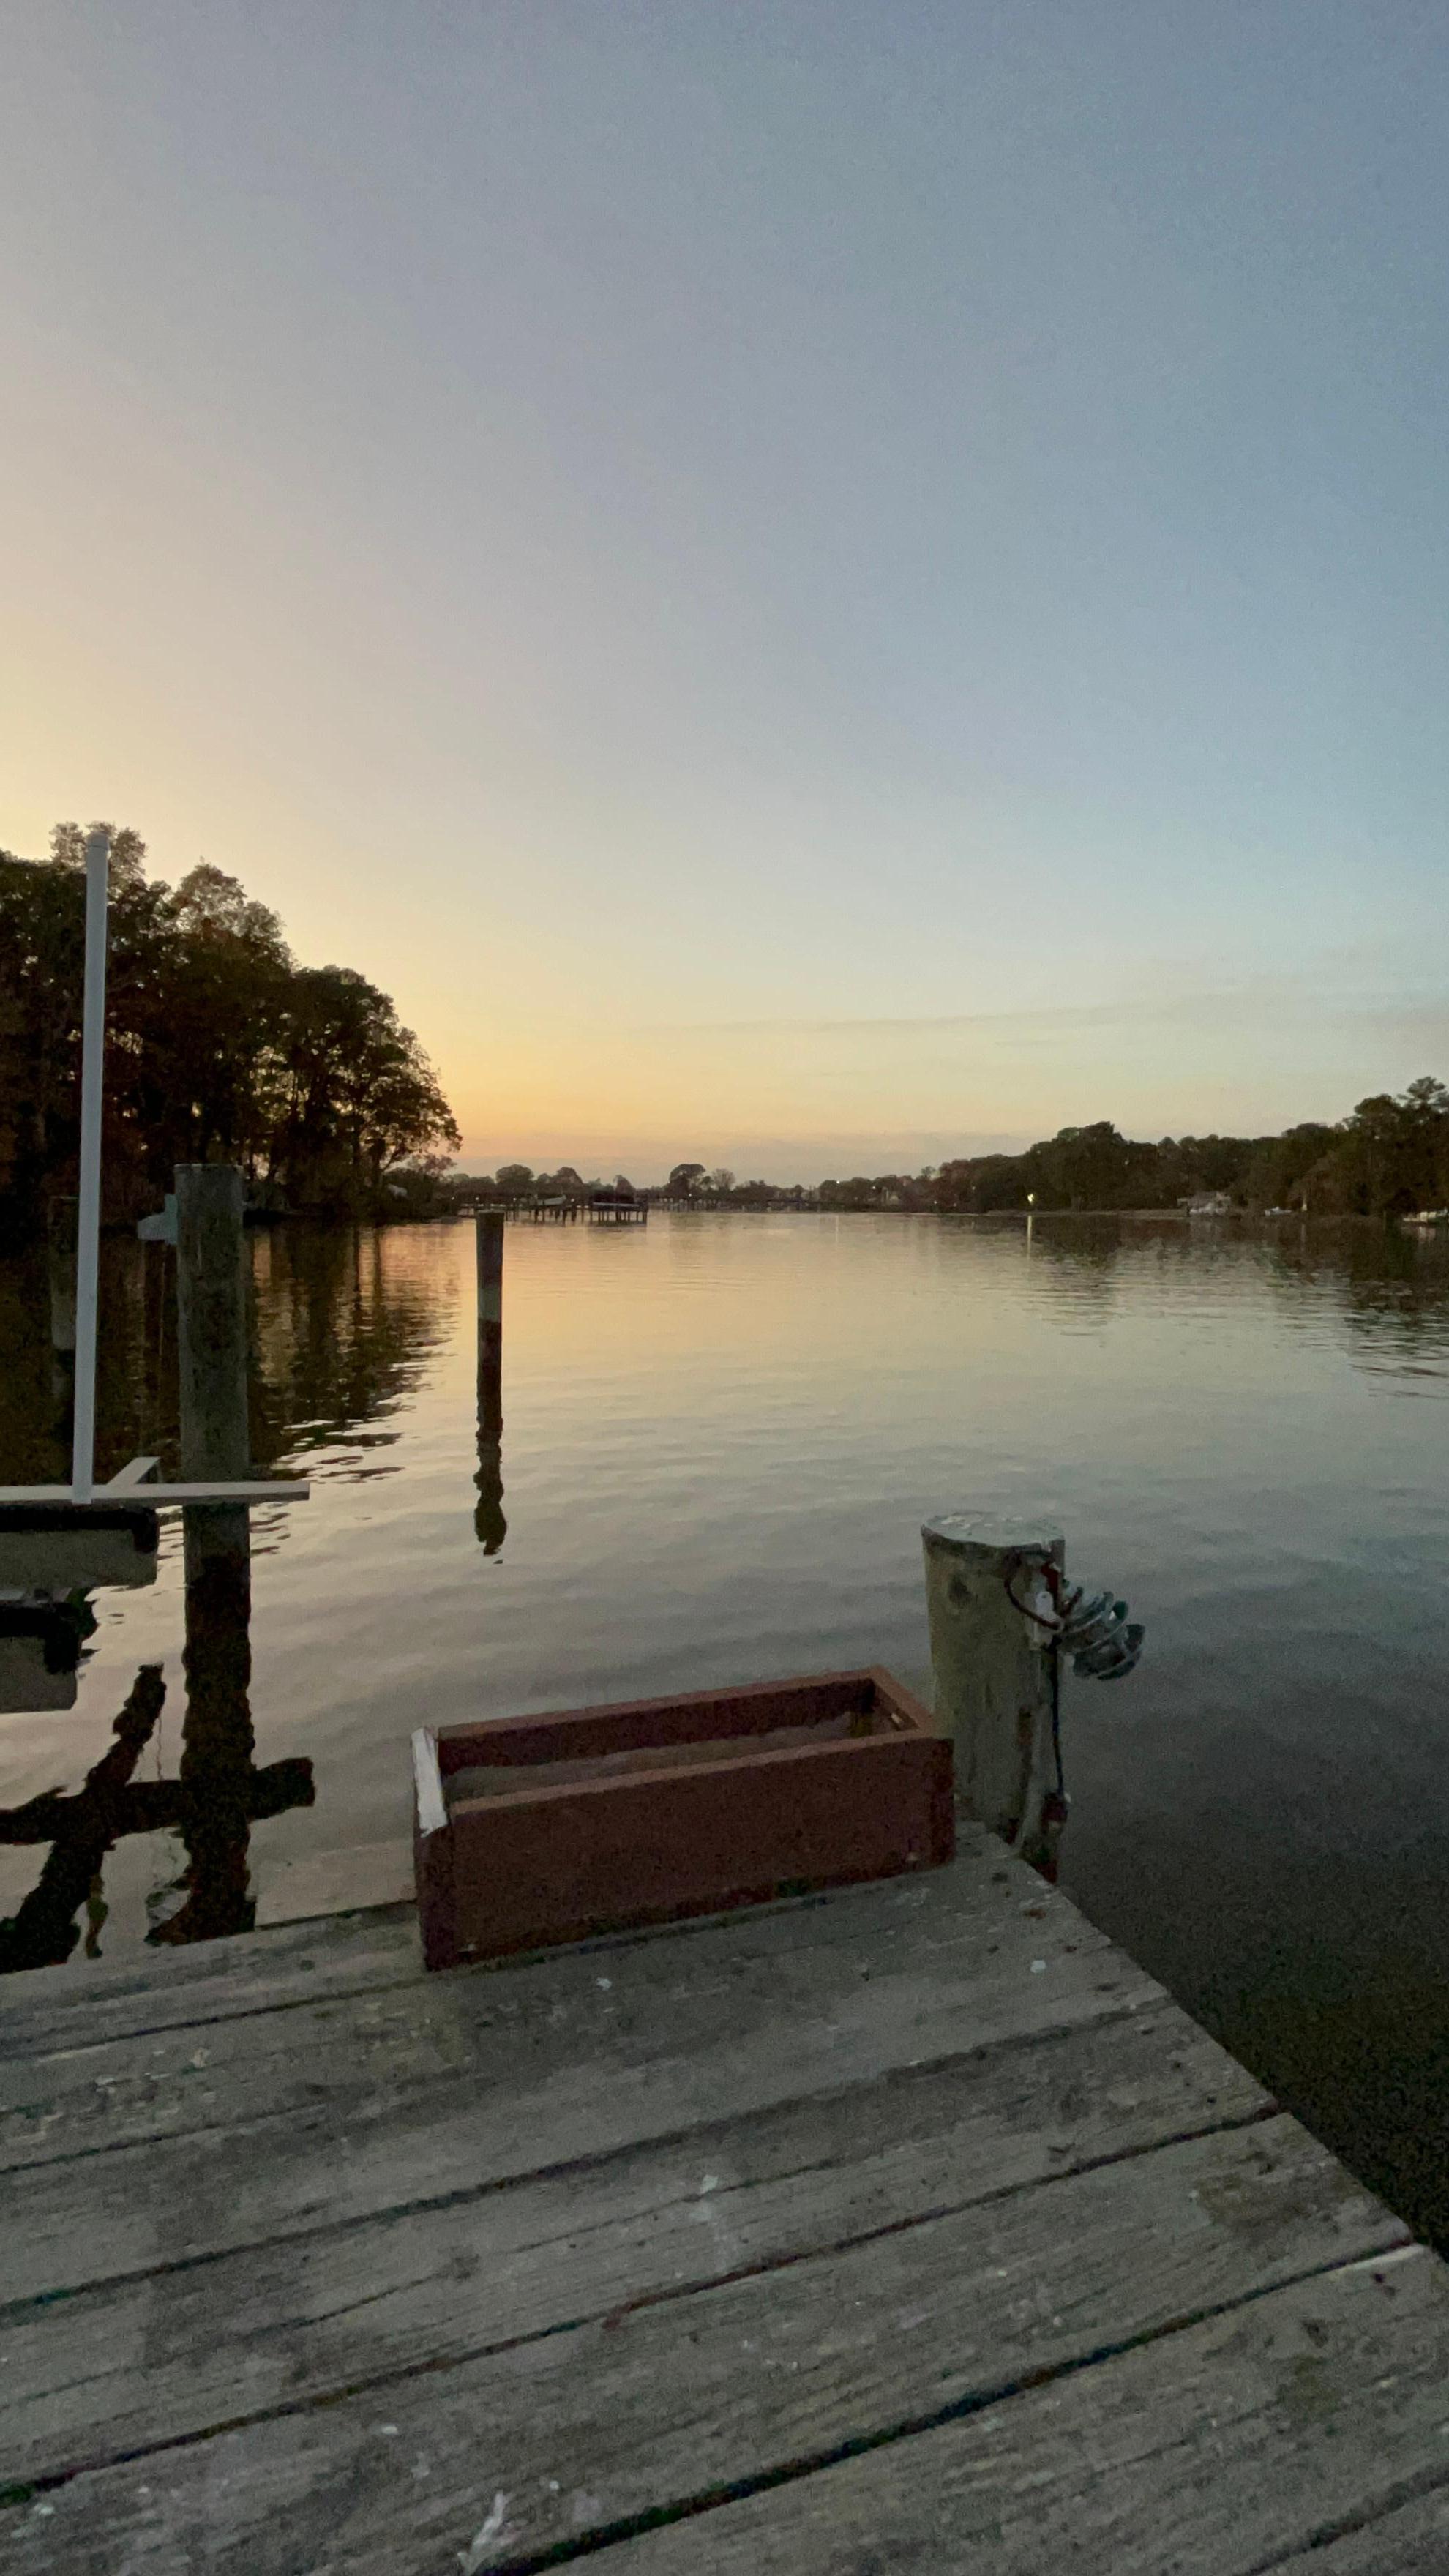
top-left (176, 1167), bottom-right (252, 1512)
top-left (172, 1164), bottom-right (257, 1938)
top-left (921, 1511), bottom-right (1066, 1876)
top-left (475, 1209), bottom-right (503, 1438)
top-left (45, 1196), bottom-right (78, 1358)
top-left (471, 1208), bottom-right (506, 1552)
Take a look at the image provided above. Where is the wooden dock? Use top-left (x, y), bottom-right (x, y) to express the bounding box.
top-left (457, 1197), bottom-right (647, 1224)
top-left (585, 1199), bottom-right (648, 1224)
top-left (457, 1199), bottom-right (581, 1224)
top-left (5, 1824), bottom-right (1449, 2573)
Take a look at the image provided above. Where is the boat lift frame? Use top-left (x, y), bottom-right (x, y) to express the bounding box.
top-left (0, 829), bottom-right (309, 1512)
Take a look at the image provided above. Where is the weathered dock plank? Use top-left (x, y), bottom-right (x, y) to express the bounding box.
top-left (0, 1850), bottom-right (1150, 2261)
top-left (1, 1901), bottom-right (1155, 2301)
top-left (580, 2249), bottom-right (1449, 2576)
top-left (0, 1828), bottom-right (1105, 2099)
top-left (0, 1903), bottom-right (421, 2060)
top-left (0, 2127), bottom-right (1412, 2572)
top-left (1273, 2488), bottom-right (1449, 2572)
top-left (4, 2001), bottom-right (1267, 2486)
top-left (1, 1827), bottom-right (1445, 2576)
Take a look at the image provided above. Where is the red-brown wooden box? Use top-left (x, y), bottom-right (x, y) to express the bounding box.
top-left (411, 1667), bottom-right (954, 1970)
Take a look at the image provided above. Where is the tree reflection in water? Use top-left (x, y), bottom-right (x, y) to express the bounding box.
top-left (0, 1221), bottom-right (454, 1497)
top-left (250, 1224), bottom-right (452, 1477)
top-left (0, 1221), bottom-right (457, 1971)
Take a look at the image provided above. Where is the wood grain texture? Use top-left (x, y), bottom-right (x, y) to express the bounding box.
top-left (922, 1513), bottom-right (1063, 1850)
top-left (0, 1822), bottom-right (1033, 2070)
top-left (577, 2248), bottom-right (1449, 2576)
top-left (3, 1999), bottom-right (1266, 2485)
top-left (1, 1858), bottom-right (1153, 2271)
top-left (11, 1870), bottom-right (1016, 2152)
top-left (1269, 2485), bottom-right (1449, 2571)
top-left (6, 1828), bottom-right (1438, 2576)
top-left (1, 1920), bottom-right (1156, 2302)
top-left (0, 1904), bottom-right (420, 2060)
top-left (0, 2119), bottom-right (1405, 2573)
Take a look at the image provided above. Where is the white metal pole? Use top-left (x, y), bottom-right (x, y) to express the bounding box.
top-left (70, 828), bottom-right (111, 1499)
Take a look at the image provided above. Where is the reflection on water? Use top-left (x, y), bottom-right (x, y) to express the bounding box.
top-left (0, 1617), bottom-right (315, 1972)
top-left (0, 1223), bottom-right (455, 1494)
top-left (4, 1212), bottom-right (1449, 2248)
top-left (148, 1497), bottom-right (314, 1949)
top-left (0, 1666), bottom-right (168, 1972)
top-left (0, 1222), bottom-right (452, 1965)
top-left (474, 1429), bottom-right (507, 1556)
top-left (250, 1225), bottom-right (452, 1475)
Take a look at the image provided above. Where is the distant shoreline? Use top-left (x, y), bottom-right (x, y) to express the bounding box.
top-left (458, 1200), bottom-right (1395, 1227)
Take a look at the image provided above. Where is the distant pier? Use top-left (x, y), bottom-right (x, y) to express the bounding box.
top-left (457, 1195), bottom-right (647, 1224)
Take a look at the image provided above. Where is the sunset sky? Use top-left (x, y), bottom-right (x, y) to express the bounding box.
top-left (4, 4), bottom-right (1448, 1179)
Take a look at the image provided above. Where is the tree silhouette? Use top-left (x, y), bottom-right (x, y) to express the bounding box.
top-left (0, 828), bottom-right (459, 1238)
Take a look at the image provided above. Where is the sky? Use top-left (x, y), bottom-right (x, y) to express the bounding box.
top-left (3, 2), bottom-right (1448, 1181)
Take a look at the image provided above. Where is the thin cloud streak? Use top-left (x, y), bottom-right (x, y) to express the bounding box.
top-left (663, 970), bottom-right (1449, 1044)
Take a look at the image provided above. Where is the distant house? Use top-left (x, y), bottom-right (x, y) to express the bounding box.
top-left (1182, 1190), bottom-right (1234, 1218)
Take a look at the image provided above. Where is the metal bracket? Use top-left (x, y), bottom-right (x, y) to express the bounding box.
top-left (108, 1456), bottom-right (160, 1489)
top-left (0, 1480), bottom-right (310, 1507)
top-left (136, 1194), bottom-right (178, 1245)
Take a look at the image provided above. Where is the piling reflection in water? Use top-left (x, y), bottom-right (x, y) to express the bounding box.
top-left (146, 1534), bottom-right (314, 1946)
top-left (474, 1430), bottom-right (506, 1556)
top-left (0, 1666), bottom-right (168, 1971)
top-left (0, 1558), bottom-right (314, 1970)
top-left (473, 1209), bottom-right (507, 1555)
top-left (0, 1220), bottom-right (449, 1971)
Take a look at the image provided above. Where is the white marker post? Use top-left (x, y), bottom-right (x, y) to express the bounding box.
top-left (70, 828), bottom-right (112, 1500)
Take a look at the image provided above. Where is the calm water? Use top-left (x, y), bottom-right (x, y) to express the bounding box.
top-left (4, 1211), bottom-right (1449, 2239)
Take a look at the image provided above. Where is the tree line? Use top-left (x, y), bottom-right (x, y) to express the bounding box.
top-left (0, 824), bottom-right (460, 1243)
top-left (829, 1083), bottom-right (1449, 1216)
top-left (463, 1085), bottom-right (1449, 1220)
